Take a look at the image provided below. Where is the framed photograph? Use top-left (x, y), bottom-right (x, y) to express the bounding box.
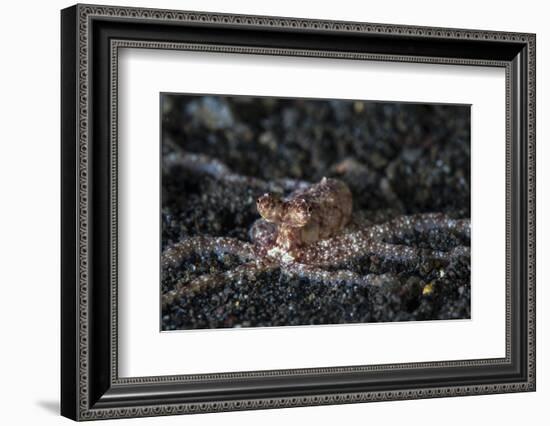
top-left (61, 4), bottom-right (536, 421)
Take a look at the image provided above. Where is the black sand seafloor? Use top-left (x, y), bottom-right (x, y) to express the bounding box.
top-left (161, 94), bottom-right (471, 331)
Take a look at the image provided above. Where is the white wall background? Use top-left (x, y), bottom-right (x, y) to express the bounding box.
top-left (0, 0), bottom-right (547, 424)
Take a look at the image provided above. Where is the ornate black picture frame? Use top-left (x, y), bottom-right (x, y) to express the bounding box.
top-left (61, 4), bottom-right (536, 421)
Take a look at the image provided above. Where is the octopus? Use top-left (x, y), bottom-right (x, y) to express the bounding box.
top-left (161, 152), bottom-right (471, 309)
top-left (256, 177), bottom-right (353, 252)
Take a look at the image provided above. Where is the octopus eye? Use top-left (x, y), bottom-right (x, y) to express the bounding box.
top-left (256, 193), bottom-right (268, 208)
top-left (297, 198), bottom-right (311, 213)
top-left (257, 193), bottom-right (283, 223)
top-left (288, 198), bottom-right (311, 226)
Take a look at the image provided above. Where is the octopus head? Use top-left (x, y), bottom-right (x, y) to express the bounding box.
top-left (257, 193), bottom-right (284, 223)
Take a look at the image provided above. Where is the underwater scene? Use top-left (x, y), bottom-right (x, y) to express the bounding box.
top-left (160, 94), bottom-right (471, 331)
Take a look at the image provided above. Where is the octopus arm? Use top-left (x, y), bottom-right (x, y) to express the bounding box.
top-left (380, 213), bottom-right (471, 241)
top-left (162, 260), bottom-right (277, 308)
top-left (281, 263), bottom-right (394, 287)
top-left (161, 236), bottom-right (255, 269)
top-left (295, 213), bottom-right (470, 268)
top-left (165, 150), bottom-right (310, 193)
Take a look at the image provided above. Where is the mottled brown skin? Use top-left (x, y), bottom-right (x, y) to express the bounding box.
top-left (257, 177), bottom-right (353, 251)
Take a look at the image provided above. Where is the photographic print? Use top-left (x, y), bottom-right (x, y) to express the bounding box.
top-left (160, 94), bottom-right (471, 331)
